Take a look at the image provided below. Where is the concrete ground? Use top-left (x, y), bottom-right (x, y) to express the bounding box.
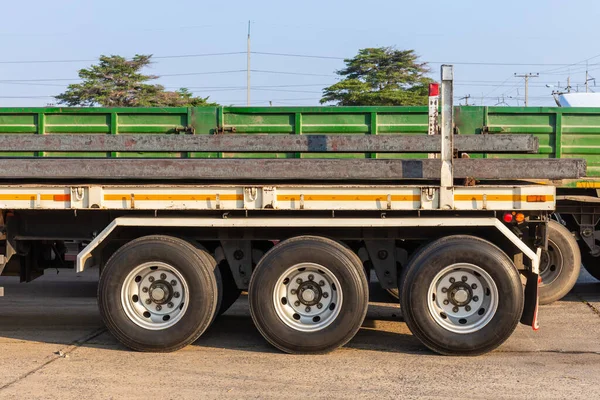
top-left (0, 269), bottom-right (599, 400)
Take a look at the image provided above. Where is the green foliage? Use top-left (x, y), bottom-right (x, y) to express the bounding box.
top-left (321, 47), bottom-right (433, 106)
top-left (56, 55), bottom-right (217, 107)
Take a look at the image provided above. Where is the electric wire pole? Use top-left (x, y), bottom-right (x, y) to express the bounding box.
top-left (247, 21), bottom-right (251, 106)
top-left (514, 73), bottom-right (539, 106)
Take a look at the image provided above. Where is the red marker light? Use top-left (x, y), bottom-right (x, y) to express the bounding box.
top-left (429, 83), bottom-right (440, 97)
top-left (503, 213), bottom-right (513, 223)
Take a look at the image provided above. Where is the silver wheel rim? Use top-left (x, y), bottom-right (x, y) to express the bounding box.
top-left (427, 263), bottom-right (498, 334)
top-left (120, 262), bottom-right (190, 330)
top-left (539, 238), bottom-right (563, 286)
top-left (273, 263), bottom-right (343, 332)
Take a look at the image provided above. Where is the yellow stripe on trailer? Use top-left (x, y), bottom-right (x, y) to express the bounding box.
top-left (104, 194), bottom-right (243, 201)
top-left (277, 194), bottom-right (420, 202)
top-left (454, 194), bottom-right (554, 202)
top-left (0, 194), bottom-right (70, 201)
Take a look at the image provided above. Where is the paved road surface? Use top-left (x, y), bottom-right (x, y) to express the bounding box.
top-left (0, 268), bottom-right (599, 399)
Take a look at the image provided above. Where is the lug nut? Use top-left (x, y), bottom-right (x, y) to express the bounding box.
top-left (319, 280), bottom-right (325, 286)
top-left (171, 280), bottom-right (177, 286)
top-left (471, 284), bottom-right (477, 289)
top-left (461, 276), bottom-right (468, 282)
top-left (148, 276), bottom-right (155, 283)
top-left (291, 289), bottom-right (297, 295)
top-left (308, 274), bottom-right (314, 281)
top-left (449, 277), bottom-right (455, 283)
top-left (305, 306), bottom-right (311, 312)
top-left (453, 306), bottom-right (459, 313)
top-left (142, 287), bottom-right (149, 293)
top-left (156, 305), bottom-right (162, 311)
top-left (442, 287), bottom-right (448, 293)
top-left (465, 305), bottom-right (471, 312)
top-left (294, 301), bottom-right (300, 306)
top-left (443, 300), bottom-right (449, 305)
top-left (473, 296), bottom-right (479, 302)
top-left (317, 303), bottom-right (323, 309)
top-left (168, 302), bottom-right (174, 308)
top-left (296, 278), bottom-right (302, 284)
top-left (323, 292), bottom-right (329, 298)
top-left (160, 273), bottom-right (167, 280)
top-left (174, 292), bottom-right (180, 298)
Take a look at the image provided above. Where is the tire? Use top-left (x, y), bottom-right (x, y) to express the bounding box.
top-left (400, 235), bottom-right (523, 356)
top-left (98, 235), bottom-right (220, 352)
top-left (249, 236), bottom-right (369, 354)
top-left (578, 242), bottom-right (600, 281)
top-left (216, 260), bottom-right (243, 316)
top-left (539, 220), bottom-right (581, 304)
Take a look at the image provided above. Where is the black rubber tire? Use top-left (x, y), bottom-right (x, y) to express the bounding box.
top-left (195, 249), bottom-right (223, 325)
top-left (400, 235), bottom-right (524, 356)
top-left (249, 236), bottom-right (369, 354)
top-left (578, 242), bottom-right (600, 281)
top-left (539, 221), bottom-right (581, 304)
top-left (216, 260), bottom-right (243, 316)
top-left (98, 235), bottom-right (220, 352)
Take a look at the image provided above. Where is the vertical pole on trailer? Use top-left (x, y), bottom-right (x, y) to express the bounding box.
top-left (247, 21), bottom-right (251, 106)
top-left (427, 83), bottom-right (439, 159)
top-left (439, 65), bottom-right (454, 210)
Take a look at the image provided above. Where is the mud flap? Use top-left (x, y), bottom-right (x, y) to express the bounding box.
top-left (520, 272), bottom-right (540, 330)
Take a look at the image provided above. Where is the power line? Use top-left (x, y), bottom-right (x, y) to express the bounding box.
top-left (159, 70), bottom-right (246, 77)
top-left (2, 49), bottom-right (599, 67)
top-left (0, 52), bottom-right (246, 65)
top-left (251, 69), bottom-right (335, 77)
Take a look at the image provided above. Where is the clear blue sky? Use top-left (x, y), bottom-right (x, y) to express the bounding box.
top-left (1, 0), bottom-right (598, 107)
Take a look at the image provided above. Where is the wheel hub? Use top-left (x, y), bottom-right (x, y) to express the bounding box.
top-left (427, 263), bottom-right (499, 334)
top-left (449, 284), bottom-right (472, 306)
top-left (273, 263), bottom-right (343, 332)
top-left (121, 262), bottom-right (189, 330)
top-left (539, 239), bottom-right (563, 286)
top-left (298, 282), bottom-right (322, 306)
top-left (149, 281), bottom-right (173, 304)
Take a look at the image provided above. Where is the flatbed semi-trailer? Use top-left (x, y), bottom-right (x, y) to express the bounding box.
top-left (0, 66), bottom-right (586, 355)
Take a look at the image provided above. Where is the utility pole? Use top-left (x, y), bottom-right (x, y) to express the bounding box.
top-left (567, 76), bottom-right (571, 93)
top-left (247, 20), bottom-right (251, 106)
top-left (514, 73), bottom-right (539, 106)
top-left (459, 94), bottom-right (471, 106)
top-left (585, 63), bottom-right (595, 93)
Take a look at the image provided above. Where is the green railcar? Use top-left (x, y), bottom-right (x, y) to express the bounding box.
top-left (0, 104), bottom-right (598, 294)
top-left (1, 105), bottom-right (600, 181)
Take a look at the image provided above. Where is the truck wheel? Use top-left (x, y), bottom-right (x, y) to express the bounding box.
top-left (578, 243), bottom-right (600, 281)
top-left (400, 235), bottom-right (523, 356)
top-left (539, 221), bottom-right (581, 304)
top-left (249, 236), bottom-right (369, 354)
top-left (98, 235), bottom-right (220, 352)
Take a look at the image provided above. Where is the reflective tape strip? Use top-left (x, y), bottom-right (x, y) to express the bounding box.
top-left (277, 194), bottom-right (420, 202)
top-left (454, 194), bottom-right (554, 202)
top-left (104, 194), bottom-right (243, 201)
top-left (0, 194), bottom-right (70, 201)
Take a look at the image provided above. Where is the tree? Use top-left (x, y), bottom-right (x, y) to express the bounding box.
top-left (320, 47), bottom-right (433, 106)
top-left (56, 55), bottom-right (217, 107)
